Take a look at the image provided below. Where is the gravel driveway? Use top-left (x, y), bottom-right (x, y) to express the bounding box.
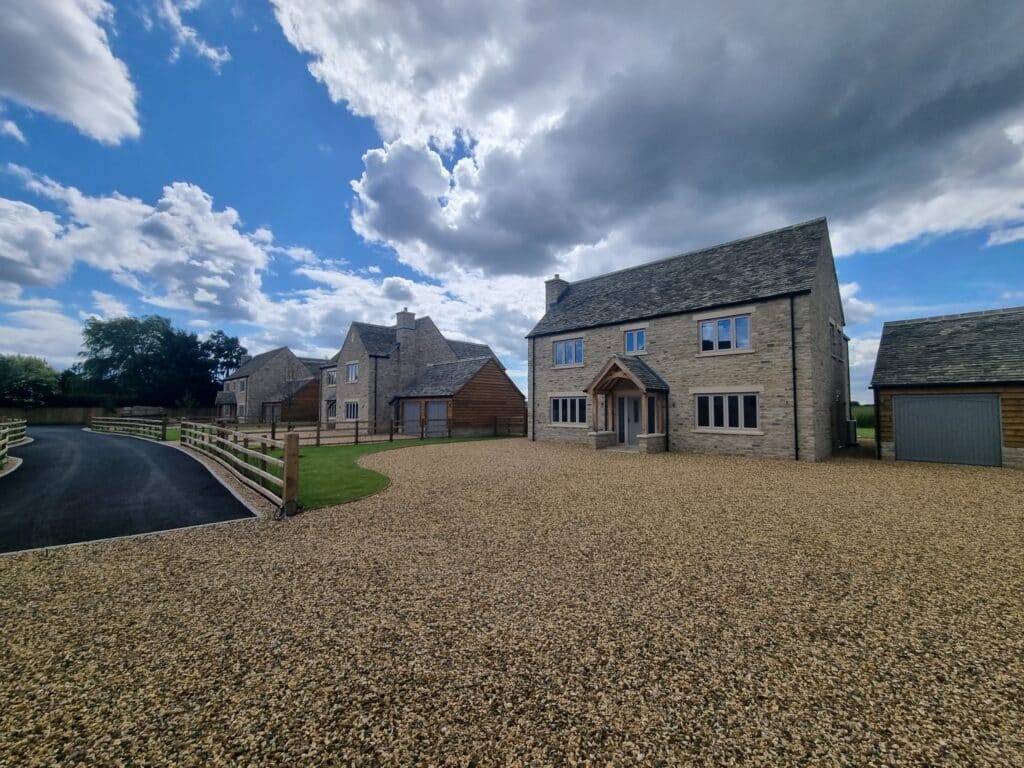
top-left (1, 440), bottom-right (1022, 765)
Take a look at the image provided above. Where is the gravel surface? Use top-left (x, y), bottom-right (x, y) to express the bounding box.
top-left (1, 440), bottom-right (1022, 765)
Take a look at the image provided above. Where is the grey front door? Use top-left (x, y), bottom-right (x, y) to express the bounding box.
top-left (404, 401), bottom-right (420, 435)
top-left (617, 396), bottom-right (642, 445)
top-left (893, 394), bottom-right (1001, 466)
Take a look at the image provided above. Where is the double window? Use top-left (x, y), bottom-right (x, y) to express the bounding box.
top-left (344, 401), bottom-right (359, 420)
top-left (554, 338), bottom-right (584, 366)
top-left (551, 396), bottom-right (588, 425)
top-left (326, 399), bottom-right (337, 419)
top-left (700, 314), bottom-right (751, 352)
top-left (346, 362), bottom-right (358, 383)
top-left (624, 328), bottom-right (646, 354)
top-left (326, 369), bottom-right (337, 386)
top-left (695, 393), bottom-right (759, 430)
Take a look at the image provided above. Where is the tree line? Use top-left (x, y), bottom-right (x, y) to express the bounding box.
top-left (0, 316), bottom-right (246, 409)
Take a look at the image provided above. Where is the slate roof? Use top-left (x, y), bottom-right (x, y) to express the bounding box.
top-left (225, 348), bottom-right (285, 380)
top-left (393, 357), bottom-right (493, 399)
top-left (614, 355), bottom-right (670, 391)
top-left (871, 307), bottom-right (1024, 387)
top-left (297, 357), bottom-right (331, 377)
top-left (352, 322), bottom-right (398, 356)
top-left (214, 391), bottom-right (236, 405)
top-left (527, 218), bottom-right (828, 338)
top-left (448, 339), bottom-right (496, 361)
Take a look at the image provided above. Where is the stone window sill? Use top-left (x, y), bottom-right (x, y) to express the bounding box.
top-left (552, 363), bottom-right (585, 369)
top-left (550, 422), bottom-right (590, 428)
top-left (692, 427), bottom-right (764, 436)
top-left (696, 348), bottom-right (755, 358)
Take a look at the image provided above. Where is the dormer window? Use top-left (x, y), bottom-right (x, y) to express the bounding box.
top-left (624, 328), bottom-right (646, 354)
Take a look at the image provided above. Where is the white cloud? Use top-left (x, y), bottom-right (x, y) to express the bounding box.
top-left (0, 308), bottom-right (82, 368)
top-left (1, 119), bottom-right (26, 144)
top-left (0, 0), bottom-right (139, 144)
top-left (987, 225), bottom-right (1024, 246)
top-left (848, 336), bottom-right (881, 404)
top-left (157, 0), bottom-right (231, 70)
top-left (839, 283), bottom-right (878, 326)
top-left (90, 290), bottom-right (129, 318)
top-left (273, 0), bottom-right (1024, 278)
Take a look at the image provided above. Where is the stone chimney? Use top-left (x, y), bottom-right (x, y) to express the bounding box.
top-left (396, 307), bottom-right (416, 330)
top-left (545, 274), bottom-right (569, 308)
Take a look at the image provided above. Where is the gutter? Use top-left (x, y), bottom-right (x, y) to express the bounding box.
top-left (790, 296), bottom-right (800, 461)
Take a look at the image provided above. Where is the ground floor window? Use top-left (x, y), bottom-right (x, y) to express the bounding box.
top-left (326, 399), bottom-right (337, 419)
top-left (551, 396), bottom-right (587, 424)
top-left (344, 401), bottom-right (359, 420)
top-left (238, 405), bottom-right (245, 418)
top-left (696, 393), bottom-right (758, 430)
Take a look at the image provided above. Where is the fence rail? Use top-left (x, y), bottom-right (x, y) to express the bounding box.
top-left (91, 416), bottom-right (167, 441)
top-left (225, 417), bottom-right (527, 447)
top-left (0, 419), bottom-right (27, 469)
top-left (181, 421), bottom-right (299, 513)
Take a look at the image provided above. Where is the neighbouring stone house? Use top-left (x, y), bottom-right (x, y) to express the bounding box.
top-left (526, 218), bottom-right (852, 460)
top-left (216, 347), bottom-right (329, 424)
top-left (321, 309), bottom-right (525, 434)
top-left (871, 307), bottom-right (1024, 468)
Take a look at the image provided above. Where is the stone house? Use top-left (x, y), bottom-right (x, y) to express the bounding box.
top-left (321, 309), bottom-right (524, 434)
top-left (526, 218), bottom-right (852, 460)
top-left (216, 347), bottom-right (329, 424)
top-left (871, 307), bottom-right (1024, 468)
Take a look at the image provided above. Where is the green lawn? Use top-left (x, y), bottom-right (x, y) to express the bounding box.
top-left (164, 427), bottom-right (180, 442)
top-left (295, 436), bottom-right (508, 509)
top-left (857, 426), bottom-right (875, 441)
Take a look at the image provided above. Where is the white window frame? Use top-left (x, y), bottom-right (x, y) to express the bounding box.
top-left (699, 314), bottom-right (752, 354)
top-left (343, 400), bottom-right (359, 421)
top-left (553, 338), bottom-right (585, 367)
top-left (346, 362), bottom-right (359, 383)
top-left (550, 396), bottom-right (589, 426)
top-left (624, 328), bottom-right (646, 354)
top-left (326, 369), bottom-right (337, 386)
top-left (693, 392), bottom-right (761, 434)
top-left (326, 399), bottom-right (337, 419)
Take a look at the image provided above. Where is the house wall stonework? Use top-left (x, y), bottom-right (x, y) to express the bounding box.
top-left (530, 296), bottom-right (829, 459)
top-left (332, 328), bottom-right (371, 427)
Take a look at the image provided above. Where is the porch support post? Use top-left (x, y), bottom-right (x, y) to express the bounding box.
top-left (641, 390), bottom-right (650, 434)
top-left (591, 392), bottom-right (598, 432)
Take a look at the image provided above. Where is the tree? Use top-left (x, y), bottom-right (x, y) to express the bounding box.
top-left (77, 315), bottom-right (240, 407)
top-left (202, 330), bottom-right (247, 383)
top-left (0, 355), bottom-right (59, 407)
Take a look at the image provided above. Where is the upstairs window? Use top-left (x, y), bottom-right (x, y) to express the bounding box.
top-left (554, 338), bottom-right (584, 366)
top-left (624, 328), bottom-right (646, 354)
top-left (346, 363), bottom-right (359, 383)
top-left (240, 379), bottom-right (246, 392)
top-left (326, 370), bottom-right (337, 386)
top-left (700, 315), bottom-right (751, 352)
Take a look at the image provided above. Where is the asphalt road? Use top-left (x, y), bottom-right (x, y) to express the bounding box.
top-left (0, 426), bottom-right (252, 554)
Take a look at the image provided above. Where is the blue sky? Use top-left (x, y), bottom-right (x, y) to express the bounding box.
top-left (2, 1), bottom-right (1023, 404)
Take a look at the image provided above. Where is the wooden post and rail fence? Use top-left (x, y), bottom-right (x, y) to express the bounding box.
top-left (1, 418), bottom-right (28, 468)
top-left (90, 416), bottom-right (168, 441)
top-left (180, 421), bottom-right (300, 516)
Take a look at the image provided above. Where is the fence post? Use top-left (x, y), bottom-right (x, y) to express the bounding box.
top-left (161, 418), bottom-right (167, 441)
top-left (282, 432), bottom-right (300, 515)
top-left (493, 415), bottom-right (498, 436)
top-left (420, 418), bottom-right (425, 440)
top-left (259, 440), bottom-right (267, 475)
top-left (354, 420), bottom-right (360, 445)
top-left (447, 417), bottom-right (452, 439)
top-left (316, 421), bottom-right (321, 447)
top-left (271, 421), bottom-right (277, 440)
top-left (389, 419), bottom-right (394, 442)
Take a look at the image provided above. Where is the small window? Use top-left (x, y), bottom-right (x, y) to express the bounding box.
top-left (700, 315), bottom-right (751, 353)
top-left (550, 396), bottom-right (588, 424)
top-left (695, 393), bottom-right (760, 431)
top-left (327, 400), bottom-right (337, 419)
top-left (624, 328), bottom-right (646, 354)
top-left (326, 370), bottom-right (337, 386)
top-left (238, 405), bottom-right (245, 418)
top-left (240, 380), bottom-right (246, 392)
top-left (346, 363), bottom-right (358, 383)
top-left (344, 401), bottom-right (358, 420)
top-left (553, 338), bottom-right (584, 366)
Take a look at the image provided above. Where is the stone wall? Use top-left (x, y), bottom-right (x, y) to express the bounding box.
top-left (530, 295), bottom-right (824, 459)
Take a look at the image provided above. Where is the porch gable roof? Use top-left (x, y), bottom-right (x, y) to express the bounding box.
top-left (585, 355), bottom-right (669, 394)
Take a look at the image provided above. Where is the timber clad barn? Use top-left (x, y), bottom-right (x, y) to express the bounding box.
top-left (871, 307), bottom-right (1024, 468)
top-left (526, 218), bottom-right (853, 460)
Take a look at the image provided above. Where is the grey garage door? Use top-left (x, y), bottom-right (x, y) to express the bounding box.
top-left (403, 401), bottom-right (420, 436)
top-left (893, 394), bottom-right (1001, 466)
top-left (426, 401), bottom-right (448, 437)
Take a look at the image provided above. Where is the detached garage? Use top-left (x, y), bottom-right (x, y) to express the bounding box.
top-left (871, 307), bottom-right (1024, 468)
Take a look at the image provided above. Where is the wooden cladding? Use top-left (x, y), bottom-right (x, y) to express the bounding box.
top-left (876, 385), bottom-right (1024, 448)
top-left (452, 360), bottom-right (526, 427)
